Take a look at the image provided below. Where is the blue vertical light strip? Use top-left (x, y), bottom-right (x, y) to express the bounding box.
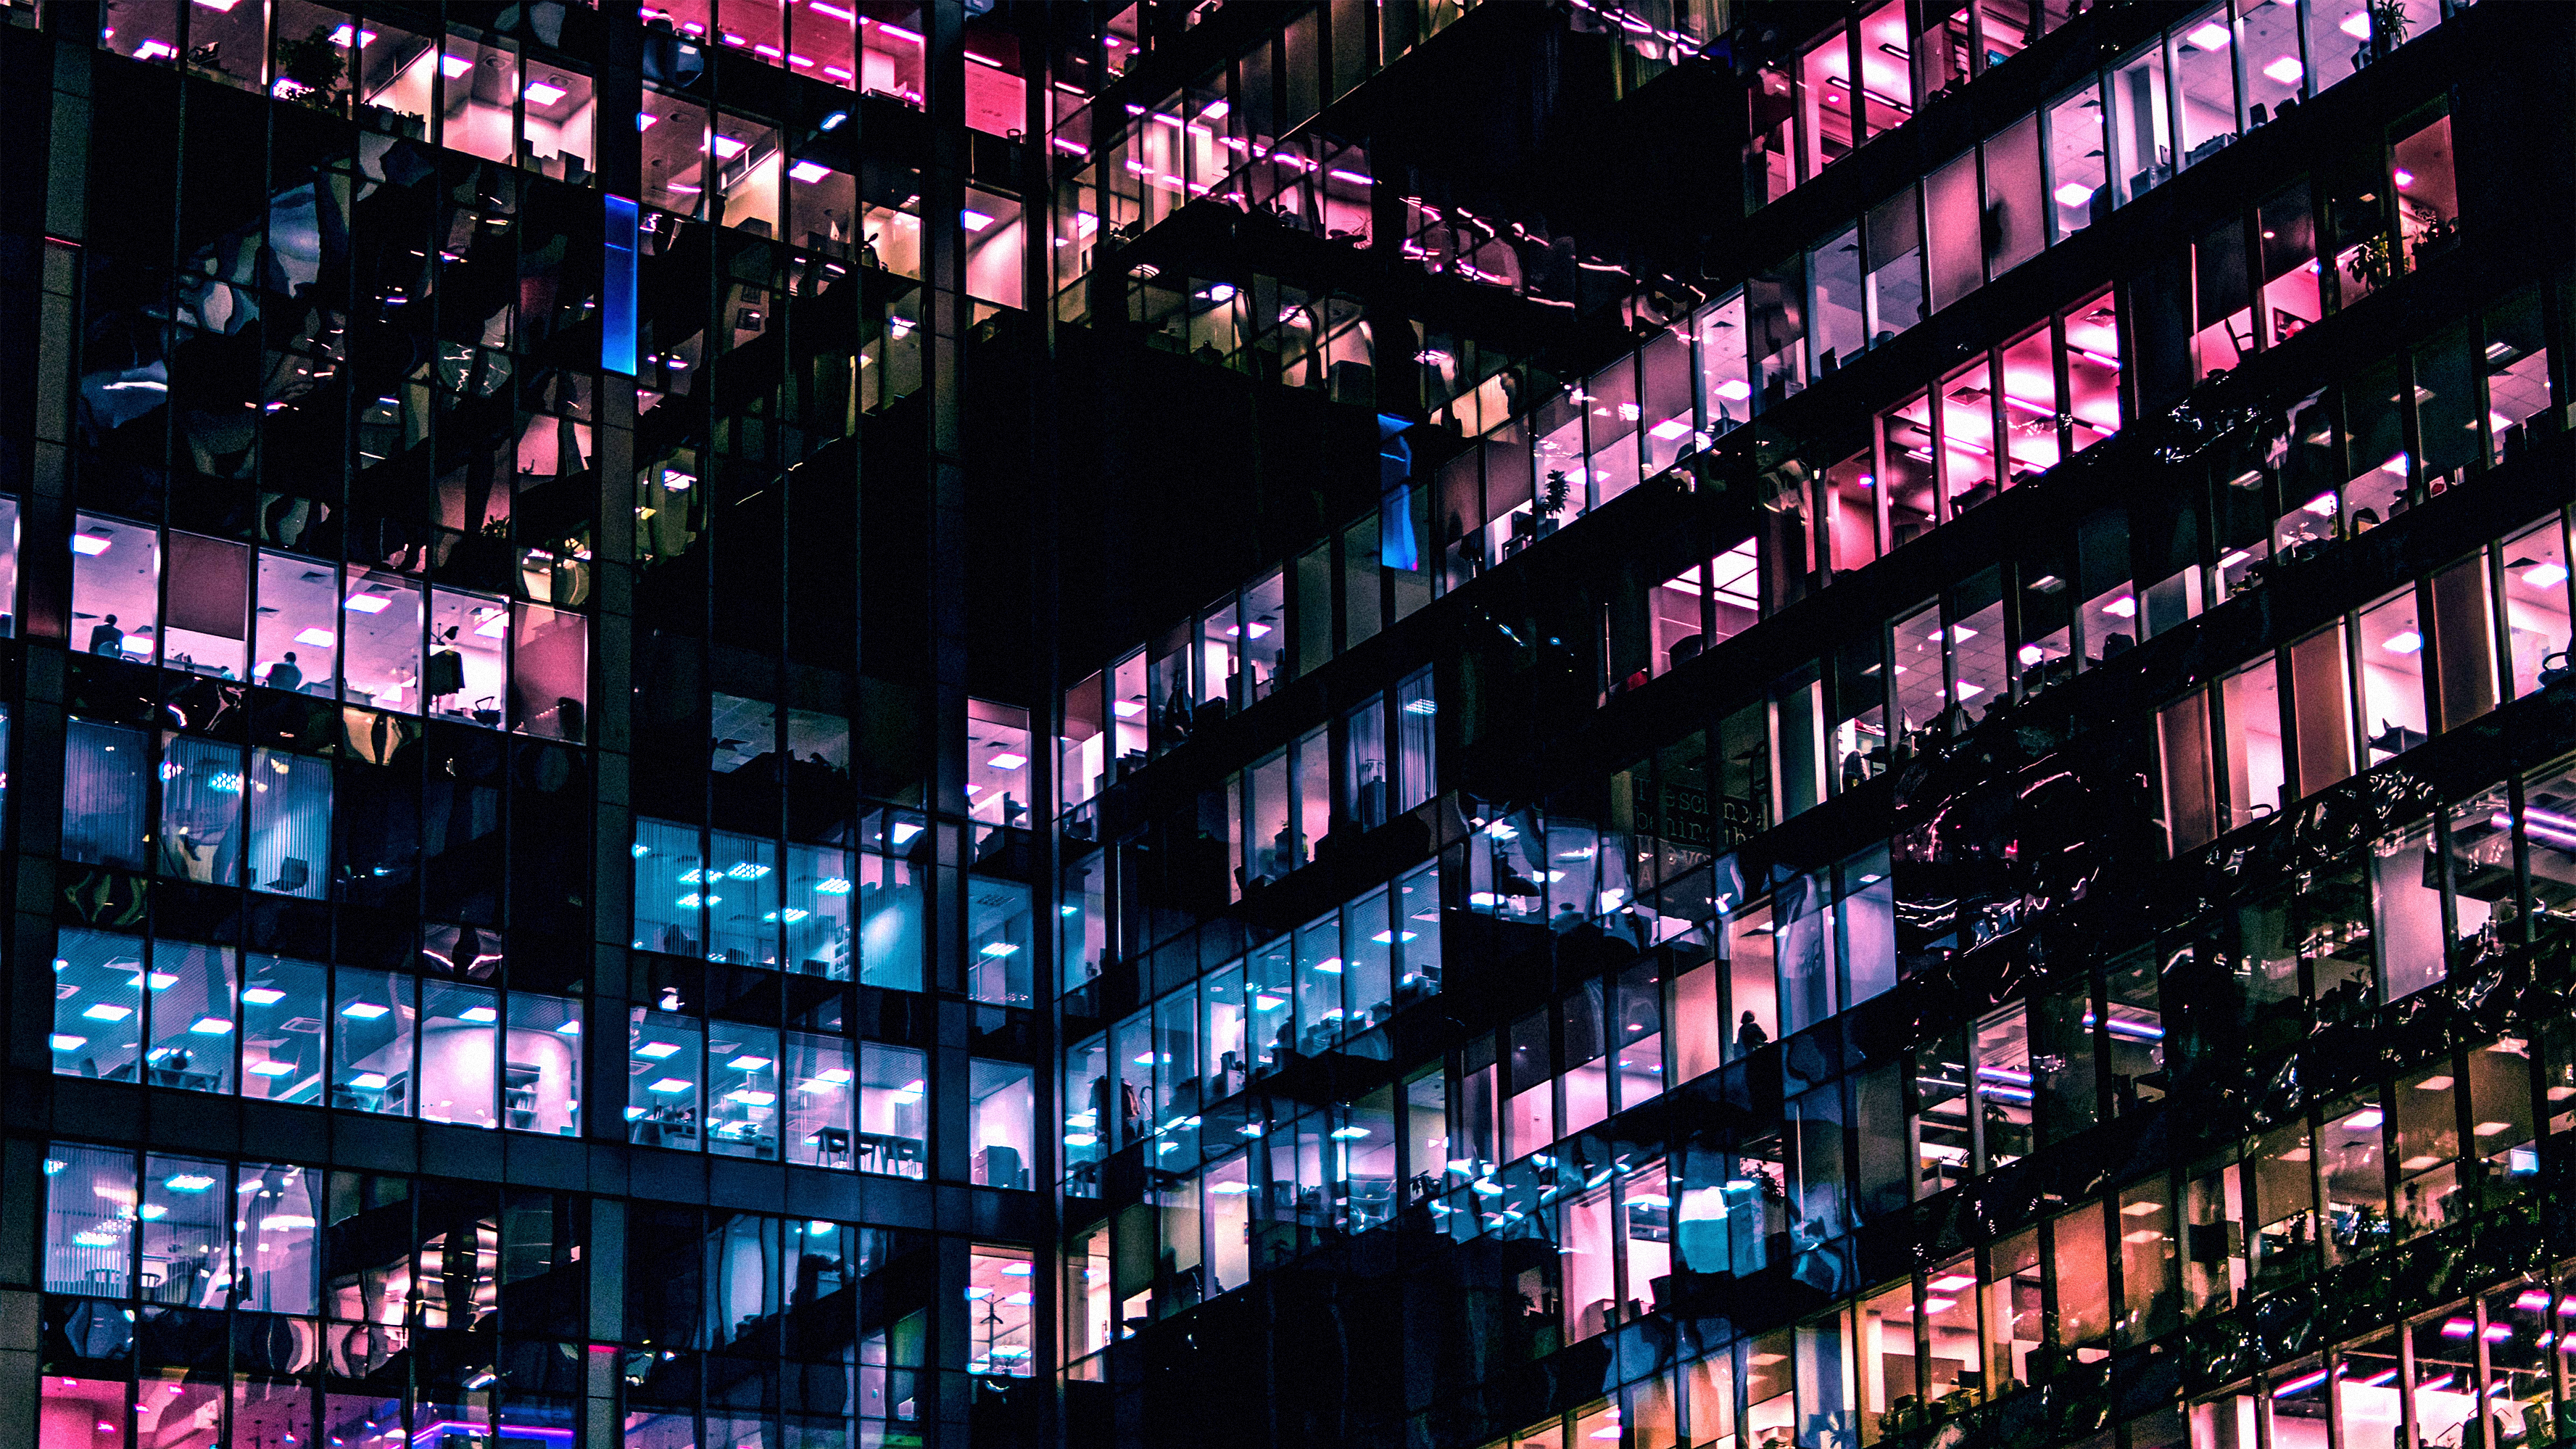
top-left (1377, 416), bottom-right (1417, 571)
top-left (602, 195), bottom-right (639, 376)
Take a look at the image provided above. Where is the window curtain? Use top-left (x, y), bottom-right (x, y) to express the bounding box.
top-left (63, 719), bottom-right (151, 870)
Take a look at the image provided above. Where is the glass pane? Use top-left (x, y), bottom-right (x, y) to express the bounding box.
top-left (73, 514), bottom-right (159, 664)
top-left (1153, 986), bottom-right (1200, 1139)
top-left (505, 993), bottom-right (582, 1136)
top-left (706, 1024), bottom-right (782, 1159)
top-left (2306, 0), bottom-right (2373, 88)
top-left (2062, 289), bottom-right (2122, 450)
top-left (1396, 671), bottom-right (1436, 811)
top-left (1344, 888), bottom-right (1393, 1033)
top-left (146, 939), bottom-right (236, 1094)
top-left (707, 830), bottom-right (781, 967)
top-left (241, 955), bottom-right (328, 1105)
top-left (1913, 0), bottom-right (1972, 102)
top-left (141, 1152), bottom-right (231, 1307)
top-left (1747, 65), bottom-right (1797, 208)
top-left (2043, 80), bottom-right (2106, 243)
top-left (2169, 9), bottom-right (2239, 169)
top-left (859, 838), bottom-right (925, 991)
top-left (2258, 181), bottom-right (2322, 346)
top-left (1864, 189), bottom-right (1924, 344)
top-left (970, 1060), bottom-right (1035, 1189)
top-left (966, 875), bottom-right (1034, 1005)
top-left (779, 1029), bottom-right (856, 1170)
top-left (54, 930), bottom-right (146, 1085)
top-left (248, 748), bottom-right (330, 898)
top-left (1297, 912), bottom-right (1344, 1049)
top-left (256, 553), bottom-right (339, 695)
top-left (1950, 600), bottom-right (2009, 716)
top-left (1800, 27), bottom-right (1855, 179)
top-left (629, 1007), bottom-right (704, 1147)
top-left (785, 842), bottom-right (853, 977)
top-left (163, 532), bottom-right (248, 678)
top-left (510, 601), bottom-right (589, 740)
top-left (2239, 0), bottom-right (2307, 122)
top-left (1983, 114), bottom-right (2046, 277)
top-left (1938, 356), bottom-right (2000, 516)
top-left (418, 980), bottom-right (500, 1129)
top-left (2501, 521), bottom-right (2572, 700)
top-left (1856, 1), bottom-right (1912, 138)
top-left (1810, 228), bottom-right (1866, 378)
top-left (2107, 44), bottom-right (2172, 206)
top-left (1248, 939), bottom-right (1293, 1078)
top-left (160, 735), bottom-right (246, 886)
top-left (2406, 1312), bottom-right (2480, 1448)
top-left (428, 589), bottom-right (509, 726)
top-left (2355, 587), bottom-right (2428, 765)
top-left (2373, 822), bottom-right (2443, 1000)
top-left (2223, 657), bottom-right (2287, 830)
top-left (1699, 292), bottom-right (1753, 435)
top-left (859, 1043), bottom-right (929, 1177)
top-left (1892, 602), bottom-right (1947, 740)
top-left (233, 1162), bottom-right (319, 1313)
top-left (333, 970), bottom-right (416, 1116)
top-left (633, 817), bottom-right (705, 957)
top-left (1998, 325), bottom-right (2059, 483)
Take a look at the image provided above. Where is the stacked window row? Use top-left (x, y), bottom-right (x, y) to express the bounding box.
top-left (1059, 841), bottom-right (1889, 1332)
top-left (60, 694), bottom-right (590, 932)
top-left (1076, 99), bottom-right (2498, 818)
top-left (1061, 735), bottom-right (2576, 1355)
top-left (1748, 0), bottom-right (2074, 209)
top-left (1056, 259), bottom-right (2131, 808)
top-left (1467, 1256), bottom-right (2573, 1449)
top-left (1051, 0), bottom-right (1607, 307)
top-left (2158, 514), bottom-right (2572, 854)
top-left (33, 1144), bottom-right (1018, 1449)
top-left (72, 46), bottom-right (608, 545)
top-left (1750, 0), bottom-right (2448, 216)
top-left (1597, 311), bottom-right (2566, 869)
top-left (1087, 0), bottom-right (2452, 397)
top-left (618, 999), bottom-right (1034, 1188)
top-left (1432, 19), bottom-right (2474, 661)
top-left (59, 508), bottom-right (589, 738)
top-left (1054, 508), bottom-right (1438, 816)
top-left (49, 926), bottom-right (582, 1130)
top-left (91, 0), bottom-right (1038, 178)
top-left (1066, 751), bottom-right (2576, 1392)
top-left (629, 79), bottom-right (1030, 318)
top-left (41, 917), bottom-right (1044, 1189)
top-left (1063, 862), bottom-right (1444, 1194)
top-left (97, 2), bottom-right (600, 181)
top-left (1745, 98), bottom-right (2457, 430)
top-left (632, 812), bottom-right (1041, 1007)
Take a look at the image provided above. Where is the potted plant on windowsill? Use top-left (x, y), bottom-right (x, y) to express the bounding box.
top-left (2343, 231), bottom-right (2402, 293)
top-left (2366, 0), bottom-right (2412, 59)
top-left (274, 26), bottom-right (350, 114)
top-left (2412, 215), bottom-right (2464, 266)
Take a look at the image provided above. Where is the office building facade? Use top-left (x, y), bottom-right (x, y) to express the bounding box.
top-left (0, 2), bottom-right (2570, 1449)
top-left (4, 0), bottom-right (1057, 1446)
top-left (1032, 1), bottom-right (2576, 1448)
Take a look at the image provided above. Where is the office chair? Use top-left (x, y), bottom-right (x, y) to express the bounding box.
top-left (268, 857), bottom-right (311, 893)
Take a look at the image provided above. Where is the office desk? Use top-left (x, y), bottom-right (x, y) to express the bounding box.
top-left (856, 1133), bottom-right (927, 1176)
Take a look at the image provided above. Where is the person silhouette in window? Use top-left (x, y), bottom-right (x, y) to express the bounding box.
top-left (268, 651), bottom-right (304, 693)
top-left (88, 614), bottom-right (125, 657)
top-left (1736, 1010), bottom-right (1769, 1052)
